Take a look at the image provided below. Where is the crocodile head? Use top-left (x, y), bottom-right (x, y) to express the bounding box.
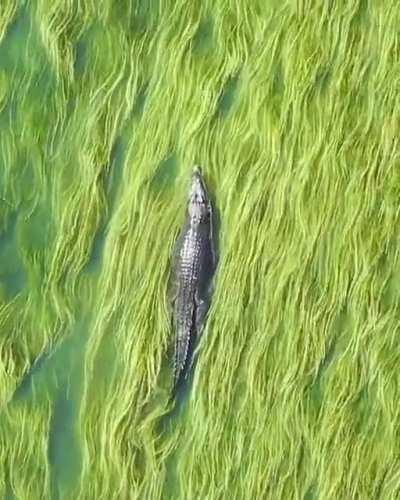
top-left (188, 166), bottom-right (211, 223)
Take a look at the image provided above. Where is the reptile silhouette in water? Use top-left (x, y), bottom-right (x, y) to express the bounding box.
top-left (169, 166), bottom-right (217, 396)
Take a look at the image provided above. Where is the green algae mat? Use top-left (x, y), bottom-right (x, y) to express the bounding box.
top-left (1, 1), bottom-right (400, 499)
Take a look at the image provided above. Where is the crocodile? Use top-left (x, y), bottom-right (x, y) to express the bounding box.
top-left (170, 166), bottom-right (217, 394)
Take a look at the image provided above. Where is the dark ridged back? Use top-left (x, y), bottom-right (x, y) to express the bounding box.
top-left (172, 221), bottom-right (208, 384)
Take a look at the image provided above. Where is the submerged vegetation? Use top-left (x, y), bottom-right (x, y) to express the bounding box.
top-left (0, 0), bottom-right (400, 498)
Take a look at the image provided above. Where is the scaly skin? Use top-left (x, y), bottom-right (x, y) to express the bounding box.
top-left (171, 167), bottom-right (216, 391)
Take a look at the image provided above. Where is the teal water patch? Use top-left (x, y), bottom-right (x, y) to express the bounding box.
top-left (150, 154), bottom-right (178, 193)
top-left (106, 136), bottom-right (127, 208)
top-left (73, 37), bottom-right (87, 77)
top-left (192, 17), bottom-right (214, 55)
top-left (351, 0), bottom-right (369, 25)
top-left (84, 225), bottom-right (107, 274)
top-left (18, 202), bottom-right (52, 253)
top-left (271, 61), bottom-right (285, 96)
top-left (216, 73), bottom-right (240, 116)
top-left (85, 134), bottom-right (127, 273)
top-left (163, 447), bottom-right (180, 500)
top-left (0, 6), bottom-right (54, 85)
top-left (0, 8), bottom-right (31, 73)
top-left (73, 22), bottom-right (102, 79)
top-left (12, 352), bottom-right (48, 402)
top-left (352, 385), bottom-right (369, 435)
top-left (132, 83), bottom-right (149, 118)
top-left (0, 262), bottom-right (25, 300)
top-left (313, 66), bottom-right (331, 94)
top-left (0, 97), bottom-right (17, 132)
top-left (310, 339), bottom-right (336, 414)
top-left (0, 3), bottom-right (57, 172)
top-left (310, 306), bottom-right (352, 413)
top-left (12, 318), bottom-right (88, 404)
top-left (89, 333), bottom-right (118, 392)
top-left (5, 486), bottom-right (15, 500)
top-left (11, 319), bottom-right (89, 497)
top-left (48, 388), bottom-right (82, 500)
top-left (128, 0), bottom-right (161, 35)
top-left (4, 467), bottom-right (15, 500)
top-left (304, 484), bottom-right (318, 500)
top-left (378, 240), bottom-right (400, 312)
top-left (12, 159), bottom-right (37, 209)
top-left (0, 209), bottom-right (26, 299)
top-left (47, 321), bottom-right (87, 499)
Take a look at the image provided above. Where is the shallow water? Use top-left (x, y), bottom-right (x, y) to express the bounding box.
top-left (1, 1), bottom-right (400, 499)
